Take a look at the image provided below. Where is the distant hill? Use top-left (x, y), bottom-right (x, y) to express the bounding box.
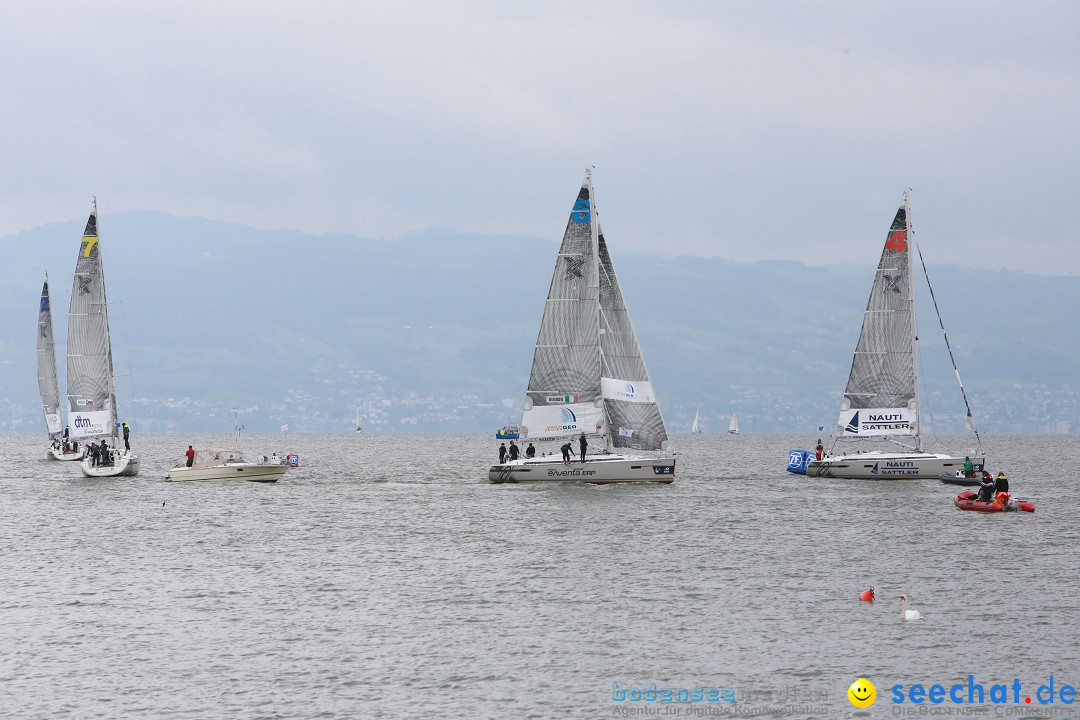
top-left (3, 212), bottom-right (1078, 433)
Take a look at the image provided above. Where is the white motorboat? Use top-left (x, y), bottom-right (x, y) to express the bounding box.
top-left (488, 170), bottom-right (675, 484)
top-left (803, 194), bottom-right (984, 479)
top-left (166, 449), bottom-right (290, 483)
top-left (63, 201), bottom-right (141, 478)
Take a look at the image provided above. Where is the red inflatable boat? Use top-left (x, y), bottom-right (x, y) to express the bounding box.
top-left (954, 490), bottom-right (1035, 513)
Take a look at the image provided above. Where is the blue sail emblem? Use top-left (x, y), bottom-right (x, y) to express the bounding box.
top-left (845, 411), bottom-right (860, 434)
top-left (561, 407), bottom-right (577, 423)
top-left (571, 199), bottom-right (591, 224)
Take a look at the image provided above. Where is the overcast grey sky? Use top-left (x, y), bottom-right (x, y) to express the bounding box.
top-left (4, 1), bottom-right (1078, 274)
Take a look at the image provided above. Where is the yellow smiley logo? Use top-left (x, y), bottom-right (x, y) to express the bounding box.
top-left (848, 678), bottom-right (876, 708)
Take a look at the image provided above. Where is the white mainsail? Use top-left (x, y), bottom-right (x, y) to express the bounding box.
top-left (37, 274), bottom-right (63, 437)
top-left (66, 201), bottom-right (119, 443)
top-left (519, 171), bottom-right (669, 451)
top-left (691, 410), bottom-right (701, 433)
top-left (728, 413), bottom-right (739, 434)
top-left (835, 197), bottom-right (920, 444)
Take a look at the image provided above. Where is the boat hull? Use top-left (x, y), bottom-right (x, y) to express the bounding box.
top-left (954, 490), bottom-right (1034, 513)
top-left (166, 463), bottom-right (290, 483)
top-left (939, 472), bottom-right (985, 486)
top-left (47, 446), bottom-right (87, 461)
top-left (806, 452), bottom-right (984, 480)
top-left (81, 452), bottom-right (140, 477)
top-left (488, 454), bottom-right (675, 484)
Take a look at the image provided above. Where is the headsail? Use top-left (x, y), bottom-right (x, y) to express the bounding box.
top-left (37, 274), bottom-right (63, 437)
top-left (837, 197), bottom-right (919, 443)
top-left (597, 225), bottom-right (668, 450)
top-left (520, 172), bottom-right (668, 450)
top-left (66, 201), bottom-right (118, 441)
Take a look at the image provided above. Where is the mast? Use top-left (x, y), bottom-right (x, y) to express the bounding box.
top-left (96, 198), bottom-right (120, 443)
top-left (905, 193), bottom-right (922, 451)
top-left (585, 168), bottom-right (610, 451)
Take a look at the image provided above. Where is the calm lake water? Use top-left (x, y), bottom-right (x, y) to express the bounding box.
top-left (1, 432), bottom-right (1077, 719)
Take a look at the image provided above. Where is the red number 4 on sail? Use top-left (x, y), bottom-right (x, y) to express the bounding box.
top-left (885, 230), bottom-right (907, 252)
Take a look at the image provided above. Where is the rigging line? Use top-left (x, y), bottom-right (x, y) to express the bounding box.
top-left (914, 242), bottom-right (983, 455)
top-left (116, 300), bottom-right (138, 430)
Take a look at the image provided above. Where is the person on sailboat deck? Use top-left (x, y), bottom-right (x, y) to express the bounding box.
top-left (963, 456), bottom-right (974, 477)
top-left (498, 443), bottom-right (507, 464)
top-left (100, 439), bottom-right (111, 466)
top-left (977, 473), bottom-right (996, 502)
top-left (561, 442), bottom-right (573, 464)
top-left (508, 440), bottom-right (520, 461)
top-left (185, 445), bottom-right (195, 467)
top-left (525, 442), bottom-right (535, 459)
top-left (815, 439), bottom-right (823, 461)
top-left (89, 442), bottom-right (99, 466)
top-left (579, 432), bottom-right (588, 463)
top-left (995, 472), bottom-right (1009, 494)
top-left (122, 423), bottom-right (130, 450)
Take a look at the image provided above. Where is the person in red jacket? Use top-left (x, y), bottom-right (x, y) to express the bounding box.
top-left (185, 445), bottom-right (195, 467)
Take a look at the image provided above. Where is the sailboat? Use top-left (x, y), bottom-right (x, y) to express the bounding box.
top-left (691, 410), bottom-right (702, 433)
top-left (488, 171), bottom-right (675, 484)
top-left (802, 194), bottom-right (984, 479)
top-left (728, 413), bottom-right (739, 434)
top-left (40, 274), bottom-right (85, 461)
top-left (67, 200), bottom-right (140, 478)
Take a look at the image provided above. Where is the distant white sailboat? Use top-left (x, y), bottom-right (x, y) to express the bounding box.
top-left (802, 194), bottom-right (984, 479)
top-left (489, 171), bottom-right (675, 484)
top-left (67, 200), bottom-right (140, 477)
top-left (691, 410), bottom-right (702, 433)
top-left (40, 274), bottom-right (85, 461)
top-left (728, 413), bottom-right (739, 434)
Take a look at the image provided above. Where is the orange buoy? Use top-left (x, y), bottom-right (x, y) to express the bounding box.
top-left (859, 587), bottom-right (875, 602)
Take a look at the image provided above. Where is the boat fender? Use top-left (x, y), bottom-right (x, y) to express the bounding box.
top-left (1017, 501), bottom-right (1035, 513)
top-left (859, 587), bottom-right (875, 603)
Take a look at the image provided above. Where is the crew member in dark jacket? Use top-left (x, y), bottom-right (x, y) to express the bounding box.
top-left (561, 443), bottom-right (572, 464)
top-left (994, 472), bottom-right (1009, 494)
top-left (122, 423), bottom-right (131, 450)
top-left (525, 443), bottom-right (535, 459)
top-left (498, 443), bottom-right (507, 464)
top-left (579, 432), bottom-right (588, 463)
top-left (977, 473), bottom-right (996, 502)
top-left (508, 441), bottom-right (520, 461)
